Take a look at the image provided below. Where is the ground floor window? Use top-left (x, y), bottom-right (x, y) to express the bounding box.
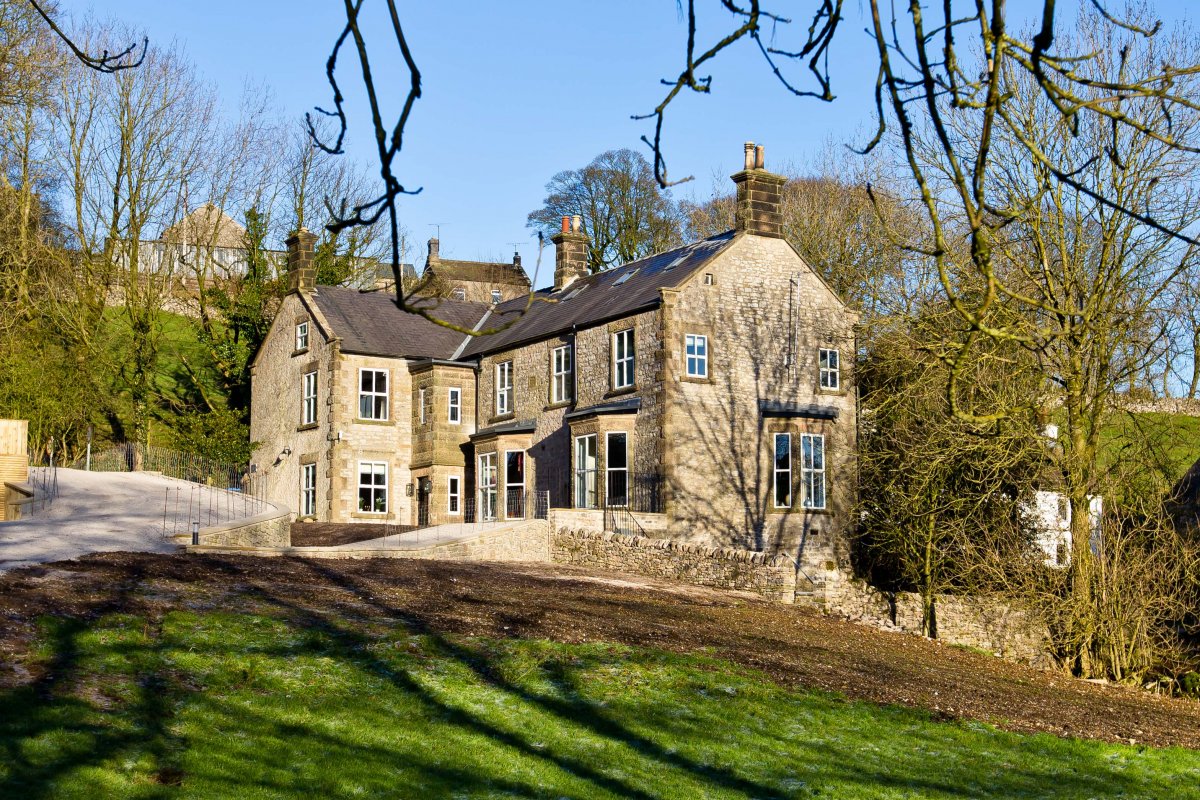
top-left (448, 475), bottom-right (461, 515)
top-left (479, 453), bottom-right (497, 520)
top-left (575, 434), bottom-right (597, 509)
top-left (301, 463), bottom-right (316, 516)
top-left (773, 433), bottom-right (791, 508)
top-left (358, 461), bottom-right (388, 513)
top-left (505, 450), bottom-right (525, 519)
top-left (801, 434), bottom-right (825, 509)
top-left (606, 432), bottom-right (628, 506)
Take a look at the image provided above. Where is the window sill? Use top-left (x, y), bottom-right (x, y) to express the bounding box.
top-left (544, 400), bottom-right (574, 411)
top-left (351, 511), bottom-right (390, 519)
top-left (296, 422), bottom-right (319, 432)
top-left (680, 374), bottom-right (710, 384)
top-left (767, 506), bottom-right (833, 516)
top-left (817, 386), bottom-right (846, 396)
top-left (490, 412), bottom-right (516, 424)
top-left (353, 418), bottom-right (394, 426)
top-left (291, 348), bottom-right (309, 358)
top-left (605, 385), bottom-right (637, 399)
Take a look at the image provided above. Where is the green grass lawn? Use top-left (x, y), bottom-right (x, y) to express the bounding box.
top-left (2, 610), bottom-right (1197, 799)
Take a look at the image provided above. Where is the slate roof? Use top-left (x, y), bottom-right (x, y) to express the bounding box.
top-left (308, 286), bottom-right (489, 359)
top-left (758, 400), bottom-right (840, 420)
top-left (459, 231), bottom-right (737, 358)
top-left (307, 230), bottom-right (738, 362)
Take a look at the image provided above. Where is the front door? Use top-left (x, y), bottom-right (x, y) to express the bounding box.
top-left (417, 477), bottom-right (431, 527)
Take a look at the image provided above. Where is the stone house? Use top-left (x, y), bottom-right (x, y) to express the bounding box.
top-left (421, 237), bottom-right (531, 304)
top-left (249, 143), bottom-right (857, 572)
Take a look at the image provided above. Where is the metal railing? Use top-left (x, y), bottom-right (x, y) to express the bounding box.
top-left (160, 483), bottom-right (277, 541)
top-left (74, 442), bottom-right (254, 493)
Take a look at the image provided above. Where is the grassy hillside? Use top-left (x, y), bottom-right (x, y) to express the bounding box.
top-left (2, 555), bottom-right (1198, 799)
top-left (3, 611), bottom-right (1196, 799)
top-left (1097, 411), bottom-right (1200, 496)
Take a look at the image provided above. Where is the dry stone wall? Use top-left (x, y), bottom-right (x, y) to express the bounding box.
top-left (822, 574), bottom-right (1051, 666)
top-left (551, 527), bottom-right (797, 603)
top-left (193, 508), bottom-right (292, 548)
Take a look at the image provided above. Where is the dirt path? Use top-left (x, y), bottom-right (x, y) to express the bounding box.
top-left (1, 552), bottom-right (1197, 749)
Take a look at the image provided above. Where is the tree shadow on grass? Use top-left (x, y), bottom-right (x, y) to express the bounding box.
top-left (0, 554), bottom-right (1191, 799)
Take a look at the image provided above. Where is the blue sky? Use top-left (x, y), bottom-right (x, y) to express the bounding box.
top-left (54, 1), bottom-right (1192, 279)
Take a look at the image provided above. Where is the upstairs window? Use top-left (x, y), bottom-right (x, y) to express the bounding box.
top-left (612, 329), bottom-right (635, 390)
top-left (301, 371), bottom-right (318, 425)
top-left (551, 344), bottom-right (573, 404)
top-left (801, 434), bottom-right (826, 509)
top-left (359, 369), bottom-right (388, 420)
top-left (418, 387), bottom-right (426, 424)
top-left (819, 348), bottom-right (840, 390)
top-left (295, 322), bottom-right (309, 351)
top-left (448, 387), bottom-right (461, 424)
top-left (496, 361), bottom-right (513, 415)
top-left (451, 288), bottom-right (467, 301)
top-left (685, 334), bottom-right (708, 378)
top-left (491, 289), bottom-right (502, 304)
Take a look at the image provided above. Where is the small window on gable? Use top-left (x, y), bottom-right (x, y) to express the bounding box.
top-left (819, 348), bottom-right (840, 390)
top-left (451, 288), bottom-right (466, 301)
top-left (491, 289), bottom-right (502, 304)
top-left (704, 273), bottom-right (715, 285)
top-left (296, 322), bottom-right (309, 351)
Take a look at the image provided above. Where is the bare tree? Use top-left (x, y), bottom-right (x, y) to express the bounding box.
top-left (527, 149), bottom-right (683, 272)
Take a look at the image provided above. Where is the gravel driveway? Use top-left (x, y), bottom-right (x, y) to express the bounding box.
top-left (0, 468), bottom-right (258, 571)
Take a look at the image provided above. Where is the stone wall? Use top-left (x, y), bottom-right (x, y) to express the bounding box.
top-left (192, 507), bottom-right (292, 548)
top-left (822, 574), bottom-right (1051, 666)
top-left (551, 527), bottom-right (798, 603)
top-left (189, 519), bottom-right (550, 562)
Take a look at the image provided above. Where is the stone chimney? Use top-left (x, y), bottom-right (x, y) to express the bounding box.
top-left (551, 214), bottom-right (588, 290)
top-left (286, 228), bottom-right (318, 293)
top-left (427, 237), bottom-right (440, 266)
top-left (731, 141), bottom-right (785, 238)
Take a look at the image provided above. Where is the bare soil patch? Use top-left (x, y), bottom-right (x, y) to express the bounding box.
top-left (0, 552), bottom-right (1197, 749)
top-left (288, 522), bottom-right (415, 547)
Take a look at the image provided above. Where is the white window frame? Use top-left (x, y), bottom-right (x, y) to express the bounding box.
top-left (773, 433), bottom-right (792, 509)
top-left (575, 434), bottom-right (598, 509)
top-left (358, 368), bottom-right (389, 421)
top-left (491, 289), bottom-right (503, 304)
top-left (605, 431), bottom-right (628, 507)
top-left (418, 387), bottom-right (426, 424)
top-left (496, 361), bottom-right (513, 416)
top-left (551, 344), bottom-right (573, 404)
top-left (504, 449), bottom-right (526, 520)
top-left (685, 334), bottom-right (708, 378)
top-left (451, 287), bottom-right (466, 301)
top-left (819, 348), bottom-right (840, 391)
top-left (295, 321), bottom-right (309, 351)
top-left (448, 387), bottom-right (461, 424)
top-left (357, 461), bottom-right (388, 514)
top-left (801, 434), bottom-right (826, 510)
top-left (447, 475), bottom-right (461, 515)
top-left (300, 463), bottom-right (316, 516)
top-left (479, 452), bottom-right (498, 520)
top-left (301, 371), bottom-right (318, 425)
top-left (612, 328), bottom-right (635, 390)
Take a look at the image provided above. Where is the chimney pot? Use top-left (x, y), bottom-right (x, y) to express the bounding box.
top-left (560, 215), bottom-right (570, 233)
top-left (732, 141), bottom-right (785, 238)
top-left (572, 214), bottom-right (582, 233)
